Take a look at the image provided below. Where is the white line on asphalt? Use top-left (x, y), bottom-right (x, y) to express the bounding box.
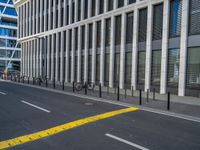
top-left (21, 100), bottom-right (51, 113)
top-left (0, 91), bottom-right (6, 95)
top-left (105, 133), bottom-right (150, 150)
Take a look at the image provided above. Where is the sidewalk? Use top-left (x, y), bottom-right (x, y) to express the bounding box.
top-left (1, 79), bottom-right (200, 119)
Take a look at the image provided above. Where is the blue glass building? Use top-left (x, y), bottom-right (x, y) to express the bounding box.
top-left (0, 0), bottom-right (21, 75)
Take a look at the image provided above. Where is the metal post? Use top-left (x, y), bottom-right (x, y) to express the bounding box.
top-left (85, 82), bottom-right (87, 95)
top-left (153, 88), bottom-right (155, 100)
top-left (53, 79), bottom-right (55, 89)
top-left (46, 78), bottom-right (48, 88)
top-left (167, 92), bottom-right (170, 110)
top-left (62, 80), bottom-right (64, 91)
top-left (73, 81), bottom-right (75, 92)
top-left (117, 86), bottom-right (120, 101)
top-left (147, 89), bottom-right (149, 103)
top-left (99, 84), bottom-right (102, 98)
top-left (139, 89), bottom-right (142, 105)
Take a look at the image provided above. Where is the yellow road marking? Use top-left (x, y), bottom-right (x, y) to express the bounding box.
top-left (0, 107), bottom-right (139, 149)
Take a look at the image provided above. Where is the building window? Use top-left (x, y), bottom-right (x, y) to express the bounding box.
top-left (118, 0), bottom-right (124, 8)
top-left (105, 18), bottom-right (111, 47)
top-left (126, 12), bottom-right (134, 44)
top-left (151, 50), bottom-right (161, 86)
top-left (92, 0), bottom-right (96, 16)
top-left (125, 52), bottom-right (132, 87)
top-left (81, 55), bottom-right (84, 81)
top-left (167, 48), bottom-right (180, 87)
top-left (138, 8), bottom-right (147, 42)
top-left (89, 24), bottom-right (93, 49)
top-left (81, 26), bottom-right (85, 50)
top-left (72, 0), bottom-right (75, 23)
top-left (189, 0), bottom-right (200, 35)
top-left (78, 0), bottom-right (81, 21)
top-left (74, 56), bottom-right (78, 81)
top-left (152, 3), bottom-right (163, 40)
top-left (96, 21), bottom-right (101, 48)
top-left (129, 0), bottom-right (136, 4)
top-left (137, 51), bottom-right (146, 84)
top-left (104, 54), bottom-right (110, 84)
top-left (99, 0), bottom-right (104, 14)
top-left (169, 0), bottom-right (182, 38)
top-left (115, 15), bottom-right (121, 46)
top-left (108, 0), bottom-right (113, 11)
top-left (96, 54), bottom-right (100, 83)
top-left (84, 0), bottom-right (88, 19)
top-left (186, 47), bottom-right (200, 89)
top-left (88, 55), bottom-right (92, 82)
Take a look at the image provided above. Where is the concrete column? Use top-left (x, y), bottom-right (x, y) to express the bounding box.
top-left (47, 36), bottom-right (50, 79)
top-left (81, 0), bottom-right (85, 20)
top-left (84, 24), bottom-right (89, 82)
top-left (58, 0), bottom-right (61, 27)
top-left (21, 43), bottom-right (24, 75)
top-left (33, 40), bottom-right (36, 77)
top-left (96, 0), bottom-right (100, 15)
top-left (104, 0), bottom-right (108, 12)
top-left (60, 32), bottom-right (64, 81)
top-left (63, 0), bottom-right (67, 25)
top-left (27, 42), bottom-right (30, 77)
top-left (75, 0), bottom-right (78, 22)
top-left (178, 0), bottom-right (189, 96)
top-left (36, 0), bottom-right (39, 34)
top-left (88, 0), bottom-right (92, 17)
top-left (131, 9), bottom-right (139, 90)
top-left (114, 0), bottom-right (118, 9)
top-left (32, 0), bottom-right (35, 34)
top-left (26, 3), bottom-right (28, 36)
top-left (100, 19), bottom-right (105, 86)
top-left (44, 0), bottom-right (47, 31)
top-left (109, 16), bottom-right (115, 88)
top-left (125, 0), bottom-right (128, 6)
top-left (160, 0), bottom-right (170, 94)
top-left (39, 39), bottom-right (42, 77)
top-left (23, 4), bottom-right (25, 37)
top-left (23, 43), bottom-right (26, 76)
top-left (77, 26), bottom-right (82, 82)
top-left (53, 0), bottom-right (56, 29)
top-left (29, 41), bottom-right (33, 78)
top-left (65, 30), bottom-right (70, 82)
top-left (40, 0), bottom-right (43, 32)
top-left (69, 0), bottom-right (72, 24)
top-left (51, 35), bottom-right (55, 81)
top-left (29, 1), bottom-right (31, 36)
top-left (55, 33), bottom-right (59, 81)
top-left (119, 13), bottom-right (126, 89)
top-left (48, 0), bottom-right (51, 30)
top-left (92, 22), bottom-right (97, 83)
top-left (71, 28), bottom-right (75, 83)
top-left (144, 4), bottom-right (153, 92)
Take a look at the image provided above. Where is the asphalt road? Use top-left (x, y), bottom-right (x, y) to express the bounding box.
top-left (0, 81), bottom-right (200, 150)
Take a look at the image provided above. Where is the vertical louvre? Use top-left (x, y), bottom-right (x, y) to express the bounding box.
top-left (189, 0), bottom-right (200, 35)
top-left (169, 0), bottom-right (182, 37)
top-left (137, 51), bottom-right (146, 84)
top-left (186, 47), bottom-right (200, 89)
top-left (151, 50), bottom-right (161, 86)
top-left (138, 8), bottom-right (147, 42)
top-left (167, 48), bottom-right (180, 87)
top-left (153, 3), bottom-right (163, 40)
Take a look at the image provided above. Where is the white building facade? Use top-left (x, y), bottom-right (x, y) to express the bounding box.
top-left (14, 0), bottom-right (200, 98)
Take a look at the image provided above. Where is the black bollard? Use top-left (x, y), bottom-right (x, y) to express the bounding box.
top-left (117, 86), bottom-right (120, 101)
top-left (132, 86), bottom-right (134, 97)
top-left (153, 88), bottom-right (155, 100)
top-left (85, 82), bottom-right (87, 95)
top-left (99, 84), bottom-right (102, 98)
top-left (139, 89), bottom-right (142, 105)
top-left (73, 81), bottom-right (75, 92)
top-left (53, 79), bottom-right (55, 89)
top-left (62, 80), bottom-right (64, 91)
top-left (167, 92), bottom-right (170, 110)
top-left (46, 78), bottom-right (48, 88)
top-left (147, 89), bottom-right (149, 103)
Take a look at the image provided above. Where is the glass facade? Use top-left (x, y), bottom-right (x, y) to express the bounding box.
top-left (186, 47), bottom-right (200, 89)
top-left (137, 51), bottom-right (146, 85)
top-left (151, 50), bottom-right (161, 86)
